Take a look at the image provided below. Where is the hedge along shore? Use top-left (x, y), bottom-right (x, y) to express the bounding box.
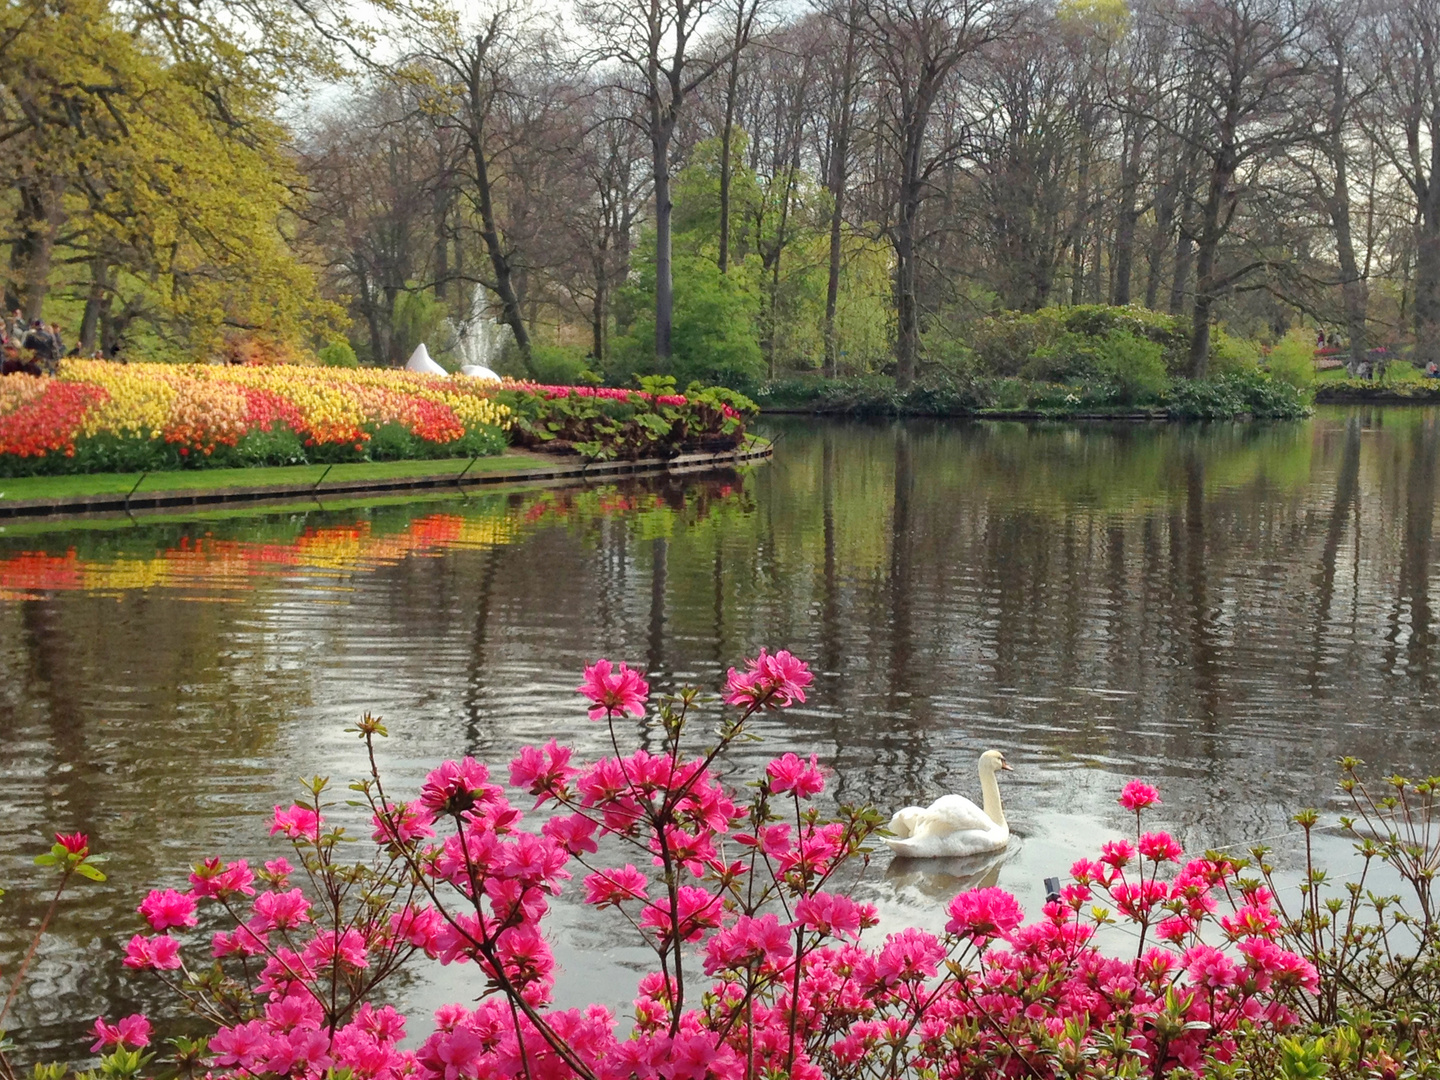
top-left (0, 437), bottom-right (773, 521)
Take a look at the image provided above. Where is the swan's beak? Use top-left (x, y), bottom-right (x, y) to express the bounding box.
top-left (999, 760), bottom-right (1013, 771)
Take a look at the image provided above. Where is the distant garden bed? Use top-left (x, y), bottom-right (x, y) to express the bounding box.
top-left (0, 362), bottom-right (757, 477)
top-left (756, 371), bottom-right (1310, 421)
top-left (755, 305), bottom-right (1312, 421)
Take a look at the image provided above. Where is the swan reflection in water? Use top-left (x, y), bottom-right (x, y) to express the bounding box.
top-left (884, 845), bottom-right (1012, 900)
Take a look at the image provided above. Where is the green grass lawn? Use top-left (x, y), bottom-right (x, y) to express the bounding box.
top-left (0, 452), bottom-right (542, 503)
top-left (1314, 361), bottom-right (1425, 383)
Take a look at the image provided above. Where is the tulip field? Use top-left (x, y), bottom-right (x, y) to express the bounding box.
top-left (0, 361), bottom-right (754, 477)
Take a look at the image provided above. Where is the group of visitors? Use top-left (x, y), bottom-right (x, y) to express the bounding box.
top-left (1, 310), bottom-right (120, 376)
top-left (2, 311), bottom-right (62, 375)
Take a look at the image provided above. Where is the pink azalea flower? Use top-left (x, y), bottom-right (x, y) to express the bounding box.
top-left (137, 888), bottom-right (198, 931)
top-left (90, 1014), bottom-right (151, 1052)
top-left (122, 933), bottom-right (183, 971)
top-left (584, 865), bottom-right (650, 907)
top-left (302, 928), bottom-right (370, 972)
top-left (945, 886), bottom-right (1024, 942)
top-left (1119, 780), bottom-right (1161, 811)
top-left (509, 739), bottom-right (577, 803)
top-left (1099, 839), bottom-right (1137, 869)
top-left (1138, 831), bottom-right (1184, 863)
top-left (270, 804), bottom-right (323, 841)
top-left (249, 888), bottom-right (312, 932)
top-left (189, 857), bottom-right (256, 898)
top-left (703, 913), bottom-right (794, 974)
top-left (640, 885), bottom-right (722, 942)
top-left (55, 832), bottom-right (89, 857)
top-left (795, 891), bottom-right (875, 939)
top-left (1182, 943), bottom-right (1240, 989)
top-left (766, 753), bottom-right (826, 798)
top-left (541, 812), bottom-right (599, 855)
top-left (723, 649), bottom-right (813, 709)
top-left (370, 800), bottom-right (436, 845)
top-left (577, 659), bottom-right (650, 720)
top-left (420, 757), bottom-right (493, 816)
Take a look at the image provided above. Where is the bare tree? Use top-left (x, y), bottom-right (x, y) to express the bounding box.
top-left (859, 0), bottom-right (1014, 386)
top-left (579, 0), bottom-right (750, 364)
top-left (1164, 0), bottom-right (1312, 374)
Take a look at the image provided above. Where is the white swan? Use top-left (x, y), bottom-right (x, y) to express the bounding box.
top-left (885, 750), bottom-right (1012, 859)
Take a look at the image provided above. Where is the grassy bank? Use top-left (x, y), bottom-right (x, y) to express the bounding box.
top-left (0, 454), bottom-right (531, 503)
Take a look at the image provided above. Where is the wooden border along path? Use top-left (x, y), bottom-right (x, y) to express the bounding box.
top-left (0, 439), bottom-right (773, 521)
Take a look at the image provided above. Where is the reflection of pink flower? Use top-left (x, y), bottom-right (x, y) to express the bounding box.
top-left (945, 887), bottom-right (1024, 942)
top-left (766, 753), bottom-right (826, 798)
top-left (577, 659), bottom-right (650, 720)
top-left (90, 1014), bottom-right (152, 1052)
top-left (138, 888), bottom-right (198, 931)
top-left (724, 649), bottom-right (813, 709)
top-left (1119, 781), bottom-right (1161, 811)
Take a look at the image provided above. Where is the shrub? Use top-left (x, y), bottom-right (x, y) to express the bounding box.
top-left (530, 344), bottom-right (590, 386)
top-left (318, 340), bottom-right (359, 368)
top-left (1208, 328), bottom-right (1264, 377)
top-left (968, 305), bottom-right (1191, 377)
top-left (1166, 370), bottom-right (1310, 420)
top-left (4, 650), bottom-right (1334, 1080)
top-left (1265, 330), bottom-right (1316, 390)
top-left (1087, 331), bottom-right (1169, 403)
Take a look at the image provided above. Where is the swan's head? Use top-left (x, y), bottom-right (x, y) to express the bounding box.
top-left (979, 749), bottom-right (1013, 775)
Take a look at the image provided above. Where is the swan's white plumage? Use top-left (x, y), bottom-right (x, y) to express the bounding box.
top-left (885, 750), bottom-right (1011, 859)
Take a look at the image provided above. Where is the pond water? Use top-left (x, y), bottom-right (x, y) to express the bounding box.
top-left (3, 406), bottom-right (1439, 1054)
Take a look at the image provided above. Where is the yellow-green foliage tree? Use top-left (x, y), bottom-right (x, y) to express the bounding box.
top-left (0, 0), bottom-right (343, 358)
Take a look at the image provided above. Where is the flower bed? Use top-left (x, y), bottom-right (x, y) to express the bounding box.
top-left (497, 379), bottom-right (757, 460)
top-left (0, 365), bottom-right (759, 476)
top-left (0, 362), bottom-right (512, 476)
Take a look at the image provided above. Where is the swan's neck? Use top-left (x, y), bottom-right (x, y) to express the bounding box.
top-left (979, 768), bottom-right (1006, 829)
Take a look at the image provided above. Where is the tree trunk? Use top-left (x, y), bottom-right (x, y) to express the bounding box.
top-left (1187, 165), bottom-right (1229, 378)
top-left (654, 140), bottom-right (674, 363)
top-left (79, 258), bottom-right (109, 353)
top-left (1330, 142), bottom-right (1367, 367)
top-left (466, 43), bottom-right (531, 371)
top-left (1069, 122), bottom-right (1093, 306)
top-left (1145, 150), bottom-right (1179, 310)
top-left (11, 178), bottom-right (59, 320)
top-left (894, 206), bottom-right (919, 386)
top-left (718, 51), bottom-right (740, 275)
top-left (1112, 129), bottom-right (1143, 306)
top-left (592, 251), bottom-right (607, 362)
top-left (824, 3), bottom-right (859, 378)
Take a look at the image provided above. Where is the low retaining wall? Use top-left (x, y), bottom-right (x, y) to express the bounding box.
top-left (0, 440), bottom-right (773, 522)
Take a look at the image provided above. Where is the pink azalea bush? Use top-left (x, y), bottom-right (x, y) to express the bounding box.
top-left (4, 651), bottom-right (1326, 1080)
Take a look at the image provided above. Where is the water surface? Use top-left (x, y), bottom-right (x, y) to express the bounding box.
top-left (3, 408), bottom-right (1438, 1053)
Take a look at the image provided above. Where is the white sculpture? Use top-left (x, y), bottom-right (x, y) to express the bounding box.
top-left (405, 344), bottom-right (448, 376)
